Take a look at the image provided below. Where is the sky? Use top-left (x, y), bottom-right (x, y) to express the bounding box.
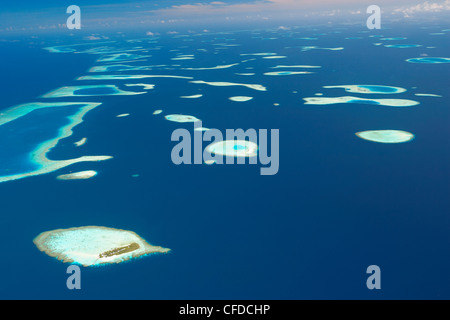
top-left (0, 0), bottom-right (449, 33)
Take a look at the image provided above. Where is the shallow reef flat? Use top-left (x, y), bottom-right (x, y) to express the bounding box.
top-left (384, 44), bottom-right (422, 48)
top-left (180, 94), bottom-right (203, 98)
top-left (43, 41), bottom-right (116, 53)
top-left (57, 170), bottom-right (97, 180)
top-left (0, 102), bottom-right (112, 183)
top-left (89, 64), bottom-right (155, 72)
top-left (229, 96), bottom-right (253, 102)
top-left (189, 80), bottom-right (266, 91)
top-left (42, 85), bottom-right (146, 98)
top-left (181, 63), bottom-right (239, 70)
top-left (264, 71), bottom-right (313, 76)
top-left (77, 74), bottom-right (192, 80)
top-left (406, 57), bottom-right (450, 63)
top-left (355, 130), bottom-right (415, 143)
top-left (323, 85), bottom-right (406, 94)
top-left (300, 46), bottom-right (344, 51)
top-left (0, 102), bottom-right (98, 125)
top-left (414, 93), bottom-right (442, 97)
top-left (74, 137), bottom-right (87, 147)
top-left (96, 53), bottom-right (151, 63)
top-left (33, 226), bottom-right (170, 267)
top-left (240, 52), bottom-right (277, 56)
top-left (124, 83), bottom-right (155, 90)
top-left (171, 56), bottom-right (195, 60)
top-left (270, 65), bottom-right (321, 69)
top-left (81, 47), bottom-right (149, 55)
top-left (165, 114), bottom-right (200, 122)
top-left (194, 127), bottom-right (210, 131)
top-left (262, 56), bottom-right (287, 59)
top-left (303, 96), bottom-right (419, 107)
top-left (380, 37), bottom-right (407, 40)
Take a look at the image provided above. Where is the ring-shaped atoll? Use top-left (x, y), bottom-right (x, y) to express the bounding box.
top-left (406, 57), bottom-right (450, 63)
top-left (0, 102), bottom-right (112, 183)
top-left (42, 85), bottom-right (146, 98)
top-left (205, 140), bottom-right (258, 157)
top-left (323, 85), bottom-right (406, 94)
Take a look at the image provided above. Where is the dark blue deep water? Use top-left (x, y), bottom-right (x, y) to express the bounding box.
top-left (0, 22), bottom-right (449, 299)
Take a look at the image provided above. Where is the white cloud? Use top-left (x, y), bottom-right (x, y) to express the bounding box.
top-left (395, 0), bottom-right (450, 17)
top-left (147, 0), bottom-right (443, 20)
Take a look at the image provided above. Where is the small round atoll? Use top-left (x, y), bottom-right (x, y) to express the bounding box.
top-left (33, 226), bottom-right (170, 267)
top-left (205, 140), bottom-right (258, 157)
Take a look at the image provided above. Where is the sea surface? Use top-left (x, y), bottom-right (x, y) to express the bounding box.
top-left (0, 21), bottom-right (449, 299)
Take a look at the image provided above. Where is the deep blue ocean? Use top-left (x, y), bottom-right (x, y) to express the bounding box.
top-left (0, 21), bottom-right (449, 299)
